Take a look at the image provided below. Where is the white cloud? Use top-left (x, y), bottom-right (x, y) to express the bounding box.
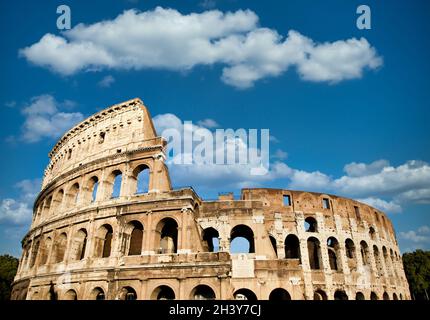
top-left (98, 75), bottom-right (115, 88)
top-left (344, 159), bottom-right (390, 177)
top-left (4, 101), bottom-right (16, 108)
top-left (400, 226), bottom-right (430, 243)
top-left (18, 94), bottom-right (84, 143)
top-left (20, 7), bottom-right (382, 88)
top-left (357, 197), bottom-right (402, 214)
top-left (152, 113), bottom-right (430, 210)
top-left (273, 149), bottom-right (288, 160)
top-left (0, 179), bottom-right (40, 225)
top-left (197, 118), bottom-right (219, 128)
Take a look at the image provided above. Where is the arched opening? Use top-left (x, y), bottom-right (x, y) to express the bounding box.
top-left (230, 225), bottom-right (255, 254)
top-left (133, 164), bottom-right (150, 194)
top-left (91, 287), bottom-right (105, 300)
top-left (29, 238), bottom-right (40, 268)
top-left (128, 221), bottom-right (144, 256)
top-left (67, 183), bottom-right (80, 208)
top-left (269, 236), bottom-right (278, 257)
top-left (43, 196), bottom-right (53, 217)
top-left (233, 288), bottom-right (257, 301)
top-left (307, 237), bottom-right (322, 270)
top-left (88, 176), bottom-right (99, 203)
top-left (52, 189), bottom-right (64, 213)
top-left (156, 218), bottom-right (178, 254)
top-left (284, 234), bottom-right (300, 260)
top-left (38, 237), bottom-right (52, 266)
top-left (269, 288), bottom-right (291, 300)
top-left (355, 292), bottom-right (365, 300)
top-left (71, 229), bottom-right (87, 261)
top-left (360, 241), bottom-right (370, 266)
top-left (334, 290), bottom-right (348, 300)
top-left (373, 245), bottom-right (384, 276)
top-left (54, 233), bottom-right (67, 263)
top-left (120, 286), bottom-right (137, 300)
top-left (370, 292), bottom-right (378, 300)
top-left (94, 224), bottom-right (113, 258)
top-left (313, 289), bottom-right (327, 300)
top-left (383, 292), bottom-right (389, 300)
top-left (399, 293), bottom-right (403, 300)
top-left (202, 227), bottom-right (219, 252)
top-left (383, 246), bottom-right (393, 277)
top-left (111, 170), bottom-right (122, 198)
top-left (327, 237), bottom-right (340, 271)
top-left (190, 285), bottom-right (216, 300)
top-left (369, 227), bottom-right (376, 240)
top-left (393, 293), bottom-right (398, 300)
top-left (345, 239), bottom-right (355, 259)
top-left (304, 217), bottom-right (317, 232)
top-left (63, 289), bottom-right (77, 300)
top-left (152, 285), bottom-right (175, 300)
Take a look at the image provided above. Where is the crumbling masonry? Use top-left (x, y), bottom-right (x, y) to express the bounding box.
top-left (11, 98), bottom-right (410, 300)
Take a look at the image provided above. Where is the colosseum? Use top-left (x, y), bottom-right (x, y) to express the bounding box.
top-left (11, 98), bottom-right (410, 300)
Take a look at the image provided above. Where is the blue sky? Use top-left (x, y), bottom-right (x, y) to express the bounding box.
top-left (0, 0), bottom-right (429, 257)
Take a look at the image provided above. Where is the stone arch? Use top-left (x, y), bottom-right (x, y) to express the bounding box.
top-left (233, 288), bottom-right (257, 301)
top-left (52, 189), bottom-right (64, 213)
top-left (151, 285), bottom-right (175, 300)
top-left (345, 239), bottom-right (355, 259)
top-left (63, 289), bottom-right (77, 300)
top-left (202, 227), bottom-right (219, 252)
top-left (383, 292), bottom-right (389, 300)
top-left (190, 285), bottom-right (216, 300)
top-left (87, 176), bottom-right (99, 203)
top-left (284, 234), bottom-right (300, 260)
top-left (383, 246), bottom-right (393, 277)
top-left (230, 224), bottom-right (255, 254)
top-left (355, 292), bottom-right (365, 300)
top-left (131, 164), bottom-right (151, 194)
top-left (119, 286), bottom-right (137, 300)
top-left (307, 237), bottom-right (322, 270)
top-left (53, 232), bottom-right (67, 263)
top-left (269, 288), bottom-right (291, 300)
top-left (29, 237), bottom-right (40, 268)
top-left (127, 220), bottom-right (144, 256)
top-left (313, 289), bottom-right (327, 300)
top-left (155, 218), bottom-right (178, 254)
top-left (393, 293), bottom-right (399, 300)
top-left (370, 292), bottom-right (378, 300)
top-left (369, 227), bottom-right (376, 241)
top-left (373, 245), bottom-right (384, 276)
top-left (94, 224), bottom-right (113, 258)
top-left (38, 236), bottom-right (52, 266)
top-left (66, 183), bottom-right (80, 208)
top-left (90, 287), bottom-right (106, 300)
top-left (42, 195), bottom-right (53, 217)
top-left (334, 290), bottom-right (348, 300)
top-left (327, 237), bottom-right (340, 271)
top-left (304, 217), bottom-right (318, 232)
top-left (360, 241), bottom-right (370, 266)
top-left (71, 228), bottom-right (88, 261)
top-left (104, 169), bottom-right (122, 199)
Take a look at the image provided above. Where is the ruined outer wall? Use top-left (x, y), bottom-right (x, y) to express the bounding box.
top-left (11, 98), bottom-right (410, 301)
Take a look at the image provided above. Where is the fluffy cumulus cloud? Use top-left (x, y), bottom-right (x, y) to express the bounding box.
top-left (152, 113), bottom-right (430, 212)
top-left (400, 226), bottom-right (430, 247)
top-left (20, 7), bottom-right (382, 88)
top-left (18, 94), bottom-right (84, 143)
top-left (0, 179), bottom-right (41, 225)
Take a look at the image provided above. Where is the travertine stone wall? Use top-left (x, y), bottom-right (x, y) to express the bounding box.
top-left (11, 98), bottom-right (410, 301)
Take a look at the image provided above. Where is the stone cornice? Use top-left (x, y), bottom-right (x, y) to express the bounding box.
top-left (48, 98), bottom-right (144, 158)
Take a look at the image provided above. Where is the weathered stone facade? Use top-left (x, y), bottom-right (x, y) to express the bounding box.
top-left (11, 98), bottom-right (410, 300)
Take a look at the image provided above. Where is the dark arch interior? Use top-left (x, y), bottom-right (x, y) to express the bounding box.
top-left (284, 234), bottom-right (300, 259)
top-left (192, 285), bottom-right (215, 300)
top-left (230, 225), bottom-right (255, 253)
top-left (269, 288), bottom-right (291, 300)
top-left (202, 227), bottom-right (219, 252)
top-left (233, 288), bottom-right (257, 301)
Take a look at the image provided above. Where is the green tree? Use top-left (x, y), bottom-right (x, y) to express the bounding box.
top-left (0, 254), bottom-right (19, 300)
top-left (403, 250), bottom-right (430, 300)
